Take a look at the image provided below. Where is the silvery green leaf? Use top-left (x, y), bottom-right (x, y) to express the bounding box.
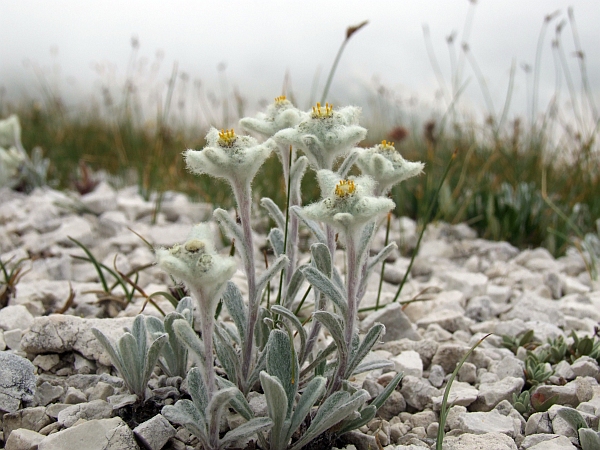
top-left (131, 315), bottom-right (147, 359)
top-left (286, 376), bottom-right (327, 442)
top-left (162, 312), bottom-right (188, 377)
top-left (289, 389), bottom-right (370, 450)
top-left (332, 266), bottom-right (345, 292)
top-left (268, 228), bottom-right (285, 257)
top-left (143, 333), bottom-right (168, 397)
top-left (337, 405), bottom-right (376, 434)
top-left (173, 318), bottom-right (205, 363)
top-left (176, 296), bottom-right (195, 322)
top-left (266, 329), bottom-right (299, 415)
top-left (219, 417), bottom-right (273, 449)
top-left (291, 205), bottom-right (327, 244)
top-left (255, 307), bottom-right (272, 351)
top-left (92, 328), bottom-right (123, 374)
top-left (579, 428), bottom-right (600, 450)
top-left (217, 376), bottom-right (254, 421)
top-left (284, 264), bottom-right (307, 308)
top-left (557, 407), bottom-right (588, 431)
top-left (290, 155), bottom-right (308, 193)
top-left (260, 371), bottom-right (289, 450)
top-left (352, 359), bottom-right (393, 375)
top-left (247, 348), bottom-right (268, 389)
top-left (221, 321), bottom-right (241, 345)
top-left (271, 305), bottom-right (307, 360)
top-left (302, 266), bottom-right (347, 316)
top-left (118, 333), bottom-right (142, 396)
top-left (346, 323), bottom-right (385, 377)
top-left (207, 387), bottom-right (239, 443)
top-left (223, 281), bottom-right (247, 345)
top-left (187, 367), bottom-right (208, 417)
top-left (371, 372), bottom-right (404, 410)
top-left (337, 149), bottom-right (359, 178)
top-left (313, 311), bottom-right (347, 357)
top-left (145, 316), bottom-right (166, 335)
top-left (357, 221), bottom-right (376, 266)
top-left (300, 342), bottom-right (337, 379)
top-left (310, 242), bottom-right (332, 277)
top-left (366, 242), bottom-right (398, 273)
top-left (255, 255), bottom-right (289, 301)
top-left (214, 326), bottom-right (240, 384)
top-left (162, 400), bottom-right (209, 449)
top-left (260, 197), bottom-right (286, 231)
top-left (214, 208), bottom-right (245, 256)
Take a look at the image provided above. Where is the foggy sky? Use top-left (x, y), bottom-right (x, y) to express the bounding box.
top-left (1, 0), bottom-right (599, 127)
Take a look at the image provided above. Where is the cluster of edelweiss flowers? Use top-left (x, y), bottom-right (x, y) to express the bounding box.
top-left (153, 96), bottom-right (424, 449)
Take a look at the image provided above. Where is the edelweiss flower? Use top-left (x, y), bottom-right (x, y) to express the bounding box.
top-left (356, 140), bottom-right (424, 196)
top-left (274, 103), bottom-right (366, 170)
top-left (239, 96), bottom-right (306, 139)
top-left (184, 128), bottom-right (276, 187)
top-left (155, 223), bottom-right (236, 317)
top-left (297, 169), bottom-right (395, 236)
top-left (0, 115), bottom-right (22, 149)
top-left (0, 115), bottom-right (27, 189)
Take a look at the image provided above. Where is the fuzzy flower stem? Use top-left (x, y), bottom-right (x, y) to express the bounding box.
top-left (326, 225), bottom-right (337, 262)
top-left (232, 180), bottom-right (258, 386)
top-left (329, 231), bottom-right (359, 394)
top-left (344, 233), bottom-right (359, 349)
top-left (190, 286), bottom-right (217, 400)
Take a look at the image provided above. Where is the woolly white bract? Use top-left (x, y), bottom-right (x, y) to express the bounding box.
top-left (299, 169), bottom-right (395, 235)
top-left (155, 223), bottom-right (236, 316)
top-left (239, 96), bottom-right (306, 139)
top-left (274, 103), bottom-right (366, 170)
top-left (184, 127), bottom-right (276, 187)
top-left (356, 140), bottom-right (425, 195)
top-left (0, 115), bottom-right (27, 188)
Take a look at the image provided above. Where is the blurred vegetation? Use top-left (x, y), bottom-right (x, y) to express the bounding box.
top-left (1, 5), bottom-right (598, 258)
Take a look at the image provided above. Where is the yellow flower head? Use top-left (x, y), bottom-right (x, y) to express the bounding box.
top-left (311, 102), bottom-right (334, 119)
top-left (334, 179), bottom-right (356, 198)
top-left (379, 140), bottom-right (395, 150)
top-left (274, 95), bottom-right (287, 104)
top-left (218, 129), bottom-right (237, 147)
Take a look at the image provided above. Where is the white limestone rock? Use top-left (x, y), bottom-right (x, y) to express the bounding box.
top-left (38, 417), bottom-right (138, 450)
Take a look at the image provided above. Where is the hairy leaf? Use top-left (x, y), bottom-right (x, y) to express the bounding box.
top-left (313, 311), bottom-right (347, 361)
top-left (284, 264), bottom-right (307, 308)
top-left (286, 376), bottom-right (327, 442)
top-left (223, 281), bottom-right (247, 345)
top-left (162, 400), bottom-right (209, 448)
top-left (337, 405), bottom-right (376, 434)
top-left (256, 255), bottom-right (289, 301)
top-left (268, 228), bottom-right (285, 257)
top-left (260, 371), bottom-right (289, 450)
top-left (557, 407), bottom-right (589, 431)
top-left (311, 242), bottom-right (332, 277)
top-left (261, 197), bottom-right (286, 231)
top-left (143, 333), bottom-right (168, 398)
top-left (291, 206), bottom-right (327, 244)
top-left (118, 333), bottom-right (141, 396)
top-left (337, 150), bottom-right (359, 178)
top-left (290, 389), bottom-right (370, 450)
top-left (579, 428), bottom-right (600, 450)
top-left (266, 329), bottom-right (299, 415)
top-left (271, 305), bottom-right (307, 361)
top-left (371, 372), bottom-right (404, 409)
top-left (187, 367), bottom-right (208, 418)
top-left (219, 417), bottom-right (273, 449)
top-left (346, 323), bottom-right (385, 377)
top-left (302, 266), bottom-right (347, 316)
top-left (173, 318), bottom-right (205, 363)
top-left (214, 325), bottom-right (241, 385)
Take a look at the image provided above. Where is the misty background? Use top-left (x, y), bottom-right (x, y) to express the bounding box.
top-left (1, 0), bottom-right (599, 132)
